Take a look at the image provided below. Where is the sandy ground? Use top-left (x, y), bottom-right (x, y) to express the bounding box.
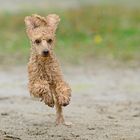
top-left (0, 65), bottom-right (140, 140)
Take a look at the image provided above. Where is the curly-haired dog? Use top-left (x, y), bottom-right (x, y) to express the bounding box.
top-left (24, 14), bottom-right (71, 125)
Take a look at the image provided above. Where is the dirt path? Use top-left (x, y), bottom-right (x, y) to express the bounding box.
top-left (0, 66), bottom-right (140, 140)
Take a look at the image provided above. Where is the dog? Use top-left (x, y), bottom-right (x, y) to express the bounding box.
top-left (24, 14), bottom-right (71, 125)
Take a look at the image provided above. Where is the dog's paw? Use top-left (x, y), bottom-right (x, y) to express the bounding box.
top-left (42, 93), bottom-right (54, 107)
top-left (57, 93), bottom-right (71, 106)
top-left (56, 116), bottom-right (64, 125)
top-left (56, 117), bottom-right (72, 126)
top-left (56, 82), bottom-right (71, 106)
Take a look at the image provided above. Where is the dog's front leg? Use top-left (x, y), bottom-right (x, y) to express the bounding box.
top-left (55, 100), bottom-right (64, 125)
top-left (55, 81), bottom-right (71, 107)
top-left (52, 81), bottom-right (71, 125)
top-left (55, 96), bottom-right (72, 126)
top-left (29, 81), bottom-right (54, 107)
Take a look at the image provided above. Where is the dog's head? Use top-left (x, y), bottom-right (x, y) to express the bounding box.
top-left (25, 14), bottom-right (60, 57)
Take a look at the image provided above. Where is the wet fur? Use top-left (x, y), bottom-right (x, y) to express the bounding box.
top-left (24, 14), bottom-right (71, 124)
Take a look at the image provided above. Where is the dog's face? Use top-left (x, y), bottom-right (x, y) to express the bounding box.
top-left (25, 14), bottom-right (60, 57)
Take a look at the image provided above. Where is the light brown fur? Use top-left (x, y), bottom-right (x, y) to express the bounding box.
top-left (24, 14), bottom-right (71, 125)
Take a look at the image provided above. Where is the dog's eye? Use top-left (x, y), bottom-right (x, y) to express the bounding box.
top-left (47, 39), bottom-right (53, 44)
top-left (35, 39), bottom-right (41, 45)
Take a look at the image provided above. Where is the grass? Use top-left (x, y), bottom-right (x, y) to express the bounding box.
top-left (0, 5), bottom-right (140, 65)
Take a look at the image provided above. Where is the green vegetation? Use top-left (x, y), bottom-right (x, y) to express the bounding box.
top-left (0, 5), bottom-right (140, 65)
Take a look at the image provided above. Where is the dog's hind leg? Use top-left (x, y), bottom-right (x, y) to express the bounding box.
top-left (55, 99), bottom-right (64, 125)
top-left (55, 98), bottom-right (72, 126)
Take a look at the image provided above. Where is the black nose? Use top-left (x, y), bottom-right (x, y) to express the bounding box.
top-left (42, 50), bottom-right (49, 56)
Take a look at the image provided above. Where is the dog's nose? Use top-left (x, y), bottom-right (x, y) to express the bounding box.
top-left (42, 50), bottom-right (49, 56)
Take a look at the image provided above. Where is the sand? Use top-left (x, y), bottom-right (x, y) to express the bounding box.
top-left (0, 66), bottom-right (140, 140)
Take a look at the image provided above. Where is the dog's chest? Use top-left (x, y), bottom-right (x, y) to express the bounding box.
top-left (38, 64), bottom-right (57, 83)
top-left (44, 65), bottom-right (54, 83)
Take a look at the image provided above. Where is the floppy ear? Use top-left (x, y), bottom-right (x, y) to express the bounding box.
top-left (24, 16), bottom-right (34, 37)
top-left (24, 14), bottom-right (48, 37)
top-left (24, 14), bottom-right (47, 29)
top-left (46, 14), bottom-right (60, 33)
top-left (24, 16), bottom-right (37, 30)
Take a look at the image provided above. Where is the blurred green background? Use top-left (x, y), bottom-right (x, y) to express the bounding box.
top-left (0, 0), bottom-right (139, 66)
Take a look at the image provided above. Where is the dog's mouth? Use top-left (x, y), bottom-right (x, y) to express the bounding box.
top-left (41, 50), bottom-right (50, 57)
